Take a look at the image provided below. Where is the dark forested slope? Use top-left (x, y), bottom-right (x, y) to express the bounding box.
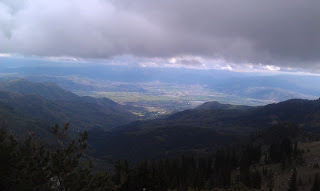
top-left (0, 79), bottom-right (139, 137)
top-left (89, 98), bottom-right (320, 162)
top-left (117, 98), bottom-right (320, 132)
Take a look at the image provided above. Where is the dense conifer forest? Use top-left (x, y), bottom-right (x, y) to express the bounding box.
top-left (1, 121), bottom-right (320, 191)
top-left (1, 0), bottom-right (319, 189)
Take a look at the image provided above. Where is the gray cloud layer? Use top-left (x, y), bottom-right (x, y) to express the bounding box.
top-left (1, 0), bottom-right (319, 69)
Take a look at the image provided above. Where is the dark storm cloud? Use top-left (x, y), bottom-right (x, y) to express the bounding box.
top-left (1, 0), bottom-right (319, 69)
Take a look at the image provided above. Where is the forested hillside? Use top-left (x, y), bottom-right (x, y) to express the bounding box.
top-left (1, 122), bottom-right (320, 191)
top-left (2, 80), bottom-right (320, 190)
top-left (88, 98), bottom-right (320, 162)
top-left (0, 79), bottom-right (139, 138)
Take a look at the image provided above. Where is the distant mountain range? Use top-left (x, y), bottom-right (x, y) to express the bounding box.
top-left (113, 98), bottom-right (320, 133)
top-left (1, 78), bottom-right (320, 164)
top-left (195, 101), bottom-right (252, 110)
top-left (88, 97), bottom-right (320, 161)
top-left (1, 57), bottom-right (319, 104)
top-left (0, 79), bottom-right (140, 138)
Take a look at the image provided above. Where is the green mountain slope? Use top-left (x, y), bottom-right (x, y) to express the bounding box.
top-left (0, 79), bottom-right (78, 101)
top-left (0, 80), bottom-right (139, 138)
top-left (88, 98), bottom-right (320, 161)
top-left (195, 101), bottom-right (252, 110)
top-left (117, 98), bottom-right (320, 132)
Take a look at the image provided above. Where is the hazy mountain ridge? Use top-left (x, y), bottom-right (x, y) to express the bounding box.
top-left (2, 78), bottom-right (320, 165)
top-left (0, 79), bottom-right (149, 117)
top-left (119, 98), bottom-right (320, 132)
top-left (0, 79), bottom-right (79, 101)
top-left (0, 79), bottom-right (140, 137)
top-left (88, 97), bottom-right (320, 161)
top-left (2, 60), bottom-right (320, 106)
top-left (195, 101), bottom-right (252, 110)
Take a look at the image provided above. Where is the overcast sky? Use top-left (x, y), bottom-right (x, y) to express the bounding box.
top-left (1, 0), bottom-right (319, 71)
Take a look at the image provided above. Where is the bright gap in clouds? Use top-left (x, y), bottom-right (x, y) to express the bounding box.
top-left (0, 53), bottom-right (11, 57)
top-left (1, 0), bottom-right (319, 72)
top-left (3, 53), bottom-right (318, 76)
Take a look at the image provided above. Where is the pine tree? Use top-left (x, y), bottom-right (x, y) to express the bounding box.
top-left (293, 142), bottom-right (298, 158)
top-left (288, 168), bottom-right (297, 191)
top-left (266, 170), bottom-right (275, 191)
top-left (0, 123), bottom-right (115, 191)
top-left (251, 170), bottom-right (262, 189)
top-left (311, 173), bottom-right (320, 191)
top-left (113, 160), bottom-right (122, 185)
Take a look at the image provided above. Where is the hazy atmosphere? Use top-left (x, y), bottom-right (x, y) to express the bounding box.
top-left (1, 0), bottom-right (320, 72)
top-left (1, 1), bottom-right (320, 191)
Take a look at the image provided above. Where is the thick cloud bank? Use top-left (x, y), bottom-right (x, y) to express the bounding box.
top-left (1, 0), bottom-right (319, 69)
